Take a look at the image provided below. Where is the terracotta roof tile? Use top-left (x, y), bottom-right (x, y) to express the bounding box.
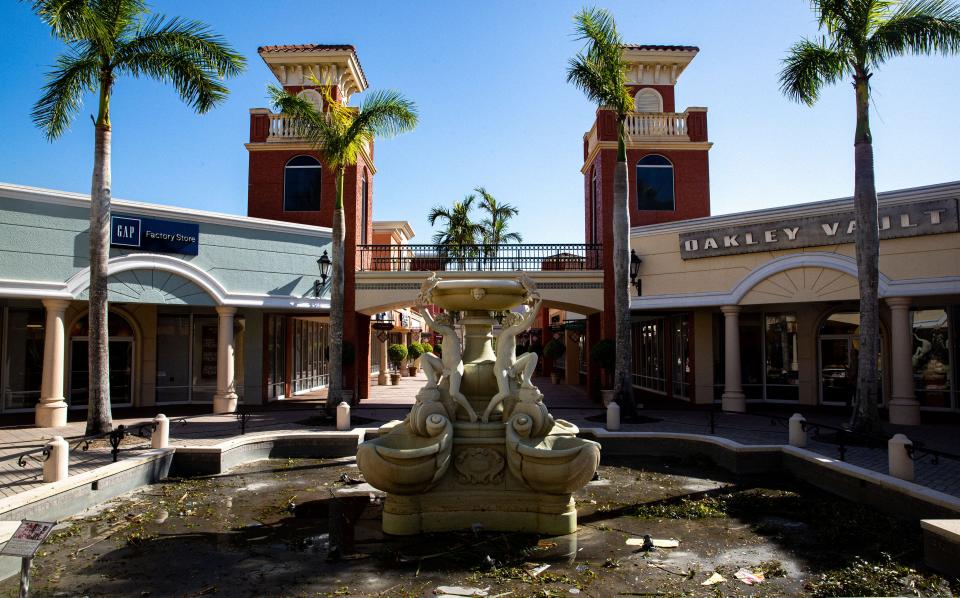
top-left (257, 44), bottom-right (367, 89)
top-left (258, 44), bottom-right (357, 53)
top-left (622, 44), bottom-right (699, 52)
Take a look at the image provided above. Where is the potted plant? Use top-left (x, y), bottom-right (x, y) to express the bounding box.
top-left (407, 342), bottom-right (424, 376)
top-left (387, 343), bottom-right (408, 385)
top-left (544, 339), bottom-right (566, 384)
top-left (591, 339), bottom-right (616, 405)
top-left (420, 341), bottom-right (434, 355)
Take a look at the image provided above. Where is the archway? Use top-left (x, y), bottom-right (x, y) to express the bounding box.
top-left (67, 308), bottom-right (139, 408)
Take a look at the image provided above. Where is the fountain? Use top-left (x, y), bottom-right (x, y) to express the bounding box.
top-left (357, 274), bottom-right (601, 535)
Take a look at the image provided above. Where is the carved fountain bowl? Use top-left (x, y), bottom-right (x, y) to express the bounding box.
top-left (431, 279), bottom-right (527, 311)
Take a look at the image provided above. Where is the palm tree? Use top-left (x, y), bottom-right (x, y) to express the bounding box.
top-left (567, 7), bottom-right (636, 415)
top-left (428, 195), bottom-right (483, 269)
top-left (270, 85), bottom-right (418, 411)
top-left (30, 0), bottom-right (245, 434)
top-left (475, 187), bottom-right (522, 266)
top-left (780, 0), bottom-right (960, 433)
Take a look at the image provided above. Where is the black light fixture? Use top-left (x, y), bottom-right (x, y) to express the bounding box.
top-left (314, 251), bottom-right (332, 297)
top-left (629, 249), bottom-right (642, 295)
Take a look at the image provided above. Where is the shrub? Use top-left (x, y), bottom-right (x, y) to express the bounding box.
top-left (544, 339), bottom-right (566, 360)
top-left (590, 339), bottom-right (616, 372)
top-left (387, 344), bottom-right (408, 369)
top-left (420, 342), bottom-right (434, 354)
top-left (407, 343), bottom-right (424, 360)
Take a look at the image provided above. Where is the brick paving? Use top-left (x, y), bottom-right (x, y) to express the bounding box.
top-left (0, 374), bottom-right (958, 502)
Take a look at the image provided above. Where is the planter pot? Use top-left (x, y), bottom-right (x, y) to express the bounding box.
top-left (550, 372), bottom-right (561, 384)
top-left (390, 373), bottom-right (401, 385)
top-left (408, 366), bottom-right (418, 376)
top-left (600, 389), bottom-right (615, 407)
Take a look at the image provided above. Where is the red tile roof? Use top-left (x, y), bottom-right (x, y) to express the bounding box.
top-left (622, 45), bottom-right (699, 52)
top-left (257, 44), bottom-right (367, 89)
top-left (258, 44), bottom-right (357, 53)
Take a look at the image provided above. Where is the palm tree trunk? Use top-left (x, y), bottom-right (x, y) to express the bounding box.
top-left (327, 167), bottom-right (346, 412)
top-left (612, 122), bottom-right (636, 416)
top-left (849, 73), bottom-right (881, 435)
top-left (86, 82), bottom-right (113, 435)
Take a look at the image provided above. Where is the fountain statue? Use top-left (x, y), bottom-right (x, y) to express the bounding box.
top-left (356, 274), bottom-right (601, 535)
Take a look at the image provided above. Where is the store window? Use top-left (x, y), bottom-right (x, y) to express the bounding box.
top-left (633, 318), bottom-right (666, 394)
top-left (2, 307), bottom-right (44, 411)
top-left (283, 155), bottom-right (322, 212)
top-left (818, 311), bottom-right (883, 406)
top-left (266, 315), bottom-right (287, 400)
top-left (156, 314), bottom-right (191, 403)
top-left (636, 155), bottom-right (675, 211)
top-left (671, 316), bottom-right (692, 399)
top-left (765, 314), bottom-right (800, 401)
top-left (69, 312), bottom-right (135, 407)
top-left (911, 308), bottom-right (952, 408)
top-left (713, 311), bottom-right (800, 402)
top-left (292, 319), bottom-right (329, 393)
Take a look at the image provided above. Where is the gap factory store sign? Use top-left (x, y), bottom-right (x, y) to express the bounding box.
top-left (679, 199), bottom-right (958, 260)
top-left (111, 214), bottom-right (200, 256)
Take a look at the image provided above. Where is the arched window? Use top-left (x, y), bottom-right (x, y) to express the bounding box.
top-left (636, 155), bottom-right (675, 211)
top-left (284, 155), bottom-right (322, 212)
top-left (297, 89), bottom-right (323, 110)
top-left (634, 88), bottom-right (663, 113)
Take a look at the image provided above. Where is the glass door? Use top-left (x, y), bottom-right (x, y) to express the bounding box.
top-left (819, 336), bottom-right (853, 405)
top-left (69, 338), bottom-right (134, 407)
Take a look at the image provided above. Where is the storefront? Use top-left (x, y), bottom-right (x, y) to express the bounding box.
top-left (0, 183), bottom-right (333, 426)
top-left (629, 182), bottom-right (960, 424)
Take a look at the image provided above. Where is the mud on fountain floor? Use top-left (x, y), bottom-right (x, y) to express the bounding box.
top-left (3, 456), bottom-right (955, 598)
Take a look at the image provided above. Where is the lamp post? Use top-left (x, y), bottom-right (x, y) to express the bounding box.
top-left (629, 250), bottom-right (642, 296)
top-left (315, 251), bottom-right (331, 298)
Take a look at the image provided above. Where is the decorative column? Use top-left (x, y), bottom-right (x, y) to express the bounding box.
top-left (887, 297), bottom-right (920, 425)
top-left (564, 331), bottom-right (580, 385)
top-left (378, 336), bottom-right (388, 385)
top-left (213, 306), bottom-right (238, 414)
top-left (721, 305), bottom-right (746, 413)
top-left (35, 299), bottom-right (70, 428)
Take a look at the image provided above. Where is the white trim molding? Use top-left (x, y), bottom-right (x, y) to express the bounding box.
top-left (631, 251), bottom-right (959, 310)
top-left (1, 254), bottom-right (329, 311)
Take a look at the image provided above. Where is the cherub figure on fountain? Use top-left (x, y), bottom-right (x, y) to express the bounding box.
top-left (482, 295), bottom-right (542, 423)
top-left (416, 274), bottom-right (479, 422)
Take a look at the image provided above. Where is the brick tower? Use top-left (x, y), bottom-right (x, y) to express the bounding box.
top-left (582, 45), bottom-right (712, 339)
top-left (246, 44), bottom-right (375, 399)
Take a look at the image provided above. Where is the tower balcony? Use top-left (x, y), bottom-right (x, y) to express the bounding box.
top-left (583, 107), bottom-right (708, 161)
top-left (249, 109), bottom-right (331, 143)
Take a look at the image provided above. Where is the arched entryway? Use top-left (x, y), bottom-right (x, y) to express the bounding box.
top-left (67, 310), bottom-right (138, 408)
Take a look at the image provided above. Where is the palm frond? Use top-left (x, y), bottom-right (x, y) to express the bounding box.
top-left (31, 42), bottom-right (101, 139)
top-left (28, 0), bottom-right (107, 44)
top-left (566, 7), bottom-right (632, 117)
top-left (115, 46), bottom-right (229, 113)
top-left (91, 0), bottom-right (146, 43)
top-left (352, 89), bottom-right (419, 139)
top-left (116, 15), bottom-right (245, 78)
top-left (868, 0), bottom-right (960, 62)
top-left (779, 37), bottom-right (850, 105)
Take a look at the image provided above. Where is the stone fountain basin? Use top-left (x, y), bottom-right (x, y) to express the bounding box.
top-left (356, 423), bottom-right (452, 495)
top-left (506, 425), bottom-right (601, 495)
top-left (431, 279), bottom-right (526, 311)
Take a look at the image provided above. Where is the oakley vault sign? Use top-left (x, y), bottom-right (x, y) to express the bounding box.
top-left (111, 214), bottom-right (200, 256)
top-left (678, 198), bottom-right (958, 260)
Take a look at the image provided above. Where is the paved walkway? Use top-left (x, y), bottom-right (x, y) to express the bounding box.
top-left (0, 374), bottom-right (958, 502)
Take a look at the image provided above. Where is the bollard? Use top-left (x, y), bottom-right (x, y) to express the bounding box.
top-left (336, 401), bottom-right (351, 431)
top-left (888, 433), bottom-right (914, 481)
top-left (606, 401), bottom-right (621, 431)
top-left (42, 436), bottom-right (68, 483)
top-left (152, 413), bottom-right (169, 449)
top-left (788, 413), bottom-right (807, 447)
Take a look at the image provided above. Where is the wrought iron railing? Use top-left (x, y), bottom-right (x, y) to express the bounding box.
top-left (356, 244), bottom-right (603, 272)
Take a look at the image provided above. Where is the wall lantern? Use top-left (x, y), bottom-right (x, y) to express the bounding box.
top-left (629, 250), bottom-right (642, 296)
top-left (314, 251), bottom-right (332, 297)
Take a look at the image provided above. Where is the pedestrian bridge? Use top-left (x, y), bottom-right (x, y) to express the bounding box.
top-left (354, 243), bottom-right (604, 315)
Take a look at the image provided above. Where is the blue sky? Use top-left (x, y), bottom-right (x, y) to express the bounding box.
top-left (1, 0), bottom-right (957, 244)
